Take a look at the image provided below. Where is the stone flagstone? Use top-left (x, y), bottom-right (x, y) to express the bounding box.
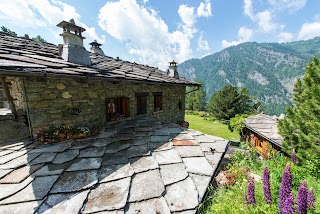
top-left (69, 141), bottom-right (92, 149)
top-left (164, 177), bottom-right (199, 212)
top-left (0, 200), bottom-right (42, 214)
top-left (0, 150), bottom-right (27, 164)
top-left (0, 164), bottom-right (43, 184)
top-left (0, 169), bottom-right (12, 179)
top-left (30, 153), bottom-right (56, 165)
top-left (51, 170), bottom-right (98, 193)
top-left (102, 150), bottom-right (128, 166)
top-left (172, 139), bottom-right (198, 146)
top-left (0, 153), bottom-right (39, 169)
top-left (99, 163), bottom-right (134, 183)
top-left (29, 142), bottom-right (72, 153)
top-left (84, 177), bottom-right (131, 213)
top-left (126, 197), bottom-right (171, 214)
top-left (183, 157), bottom-right (214, 176)
top-left (199, 141), bottom-right (229, 153)
top-left (128, 144), bottom-right (149, 158)
top-left (0, 175), bottom-right (59, 205)
top-left (92, 138), bottom-right (114, 147)
top-left (0, 177), bottom-right (33, 200)
top-left (204, 153), bottom-right (223, 166)
top-left (52, 149), bottom-right (79, 164)
top-left (153, 149), bottom-right (182, 165)
top-left (149, 142), bottom-right (173, 151)
top-left (174, 146), bottom-right (204, 157)
top-left (66, 158), bottom-right (102, 171)
top-left (132, 137), bottom-right (150, 146)
top-left (0, 150), bottom-right (13, 157)
top-left (36, 190), bottom-right (90, 214)
top-left (151, 135), bottom-right (171, 143)
top-left (159, 163), bottom-right (188, 185)
top-left (79, 147), bottom-right (106, 157)
top-left (33, 162), bottom-right (71, 176)
top-left (189, 174), bottom-right (211, 202)
top-left (130, 156), bottom-right (159, 173)
top-left (173, 210), bottom-right (197, 214)
top-left (105, 140), bottom-right (132, 154)
top-left (128, 169), bottom-right (165, 202)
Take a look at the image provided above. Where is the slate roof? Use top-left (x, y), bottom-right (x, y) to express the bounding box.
top-left (0, 117), bottom-right (229, 214)
top-left (245, 113), bottom-right (283, 147)
top-left (0, 33), bottom-right (200, 86)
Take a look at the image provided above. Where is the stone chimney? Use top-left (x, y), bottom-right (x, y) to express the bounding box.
top-left (89, 40), bottom-right (105, 56)
top-left (167, 60), bottom-right (179, 78)
top-left (57, 19), bottom-right (91, 65)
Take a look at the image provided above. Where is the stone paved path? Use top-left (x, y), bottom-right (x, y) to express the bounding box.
top-left (0, 117), bottom-right (229, 214)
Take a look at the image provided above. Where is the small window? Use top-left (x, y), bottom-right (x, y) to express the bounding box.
top-left (153, 92), bottom-right (162, 112)
top-left (106, 97), bottom-right (130, 121)
top-left (136, 93), bottom-right (148, 115)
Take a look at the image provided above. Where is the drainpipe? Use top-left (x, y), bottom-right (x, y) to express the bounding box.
top-left (185, 86), bottom-right (200, 95)
top-left (22, 78), bottom-right (33, 137)
top-left (0, 75), bottom-right (18, 119)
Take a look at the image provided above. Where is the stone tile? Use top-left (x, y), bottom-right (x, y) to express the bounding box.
top-left (102, 151), bottom-right (128, 166)
top-left (84, 177), bottom-right (131, 213)
top-left (79, 147), bottom-right (106, 157)
top-left (30, 153), bottom-right (56, 165)
top-left (151, 135), bottom-right (171, 143)
top-left (52, 149), bottom-right (79, 164)
top-left (51, 170), bottom-right (98, 193)
top-left (135, 127), bottom-right (153, 132)
top-left (174, 146), bottom-right (204, 158)
top-left (135, 131), bottom-right (153, 137)
top-left (128, 169), bottom-right (165, 202)
top-left (0, 153), bottom-right (39, 169)
top-left (173, 210), bottom-right (197, 214)
top-left (128, 144), bottom-right (150, 158)
top-left (0, 175), bottom-right (59, 204)
top-left (153, 149), bottom-right (182, 165)
top-left (66, 158), bottom-right (102, 171)
top-left (70, 140), bottom-right (92, 149)
top-left (29, 142), bottom-right (72, 153)
top-left (105, 140), bottom-right (132, 154)
top-left (160, 163), bottom-right (188, 185)
top-left (166, 128), bottom-right (184, 134)
top-left (182, 157), bottom-right (214, 176)
top-left (92, 138), bottom-right (115, 147)
top-left (126, 197), bottom-right (171, 214)
top-left (99, 163), bottom-right (134, 183)
top-left (130, 156), bottom-right (159, 173)
top-left (97, 130), bottom-right (117, 138)
top-left (0, 150), bottom-right (27, 164)
top-left (173, 134), bottom-right (194, 141)
top-left (0, 169), bottom-right (12, 179)
top-left (149, 142), bottom-right (173, 151)
top-left (118, 127), bottom-right (135, 134)
top-left (153, 129), bottom-right (170, 136)
top-left (95, 210), bottom-right (124, 214)
top-left (2, 144), bottom-right (26, 151)
top-left (0, 150), bottom-right (14, 157)
top-left (0, 177), bottom-right (33, 200)
top-left (185, 130), bottom-right (204, 136)
top-left (199, 141), bottom-right (229, 153)
top-left (0, 200), bottom-right (41, 214)
top-left (0, 164), bottom-right (43, 184)
top-left (194, 135), bottom-right (225, 143)
top-left (164, 177), bottom-right (198, 212)
top-left (133, 136), bottom-right (150, 145)
top-left (33, 162), bottom-right (71, 176)
top-left (117, 134), bottom-right (134, 141)
top-left (36, 190), bottom-right (90, 214)
top-left (172, 139), bottom-right (199, 146)
top-left (204, 153), bottom-right (223, 166)
top-left (189, 174), bottom-right (211, 202)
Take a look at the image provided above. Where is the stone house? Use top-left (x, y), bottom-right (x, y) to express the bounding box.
top-left (0, 19), bottom-right (199, 138)
top-left (243, 113), bottom-right (284, 159)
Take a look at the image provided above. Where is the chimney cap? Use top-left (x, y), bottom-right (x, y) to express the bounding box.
top-left (169, 60), bottom-right (177, 66)
top-left (89, 40), bottom-right (102, 48)
top-left (57, 19), bottom-right (86, 33)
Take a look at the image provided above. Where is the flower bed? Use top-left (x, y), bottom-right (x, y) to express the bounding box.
top-left (34, 125), bottom-right (97, 144)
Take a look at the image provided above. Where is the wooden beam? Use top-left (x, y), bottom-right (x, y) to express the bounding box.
top-left (0, 75), bottom-right (18, 119)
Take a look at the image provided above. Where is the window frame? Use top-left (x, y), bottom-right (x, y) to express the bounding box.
top-left (136, 92), bottom-right (148, 115)
top-left (153, 92), bottom-right (163, 112)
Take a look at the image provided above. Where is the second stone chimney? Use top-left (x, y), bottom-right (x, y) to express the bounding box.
top-left (57, 19), bottom-right (91, 65)
top-left (89, 40), bottom-right (105, 56)
top-left (167, 60), bottom-right (179, 78)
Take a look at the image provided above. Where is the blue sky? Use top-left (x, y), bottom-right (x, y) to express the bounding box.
top-left (0, 0), bottom-right (319, 70)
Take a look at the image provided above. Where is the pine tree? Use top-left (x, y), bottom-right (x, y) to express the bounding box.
top-left (279, 55), bottom-right (320, 175)
top-left (0, 26), bottom-right (17, 37)
top-left (32, 35), bottom-right (47, 43)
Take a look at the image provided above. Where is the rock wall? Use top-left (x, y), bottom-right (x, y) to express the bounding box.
top-left (23, 77), bottom-right (185, 133)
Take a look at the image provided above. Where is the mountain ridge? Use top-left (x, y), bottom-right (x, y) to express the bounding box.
top-left (179, 37), bottom-right (320, 115)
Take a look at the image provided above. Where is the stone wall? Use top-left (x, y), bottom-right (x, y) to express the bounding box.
top-left (23, 77), bottom-right (186, 133)
top-left (10, 78), bottom-right (26, 114)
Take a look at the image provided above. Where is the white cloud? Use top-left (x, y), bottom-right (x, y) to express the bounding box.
top-left (255, 10), bottom-right (280, 33)
top-left (243, 0), bottom-right (254, 19)
top-left (0, 0), bottom-right (105, 44)
top-left (197, 33), bottom-right (210, 51)
top-left (222, 27), bottom-right (253, 48)
top-left (98, 0), bottom-right (211, 70)
top-left (277, 32), bottom-right (294, 43)
top-left (197, 0), bottom-right (212, 17)
top-left (268, 0), bottom-right (307, 11)
top-left (298, 21), bottom-right (320, 40)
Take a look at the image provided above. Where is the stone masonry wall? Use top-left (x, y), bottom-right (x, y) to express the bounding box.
top-left (24, 77), bottom-right (185, 133)
top-left (6, 77), bottom-right (26, 115)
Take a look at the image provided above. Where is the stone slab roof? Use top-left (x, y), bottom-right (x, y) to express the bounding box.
top-left (0, 33), bottom-right (200, 86)
top-left (245, 113), bottom-right (283, 147)
top-left (0, 117), bottom-right (228, 214)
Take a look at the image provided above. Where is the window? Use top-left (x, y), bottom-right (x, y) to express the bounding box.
top-left (136, 93), bottom-right (148, 115)
top-left (106, 97), bottom-right (130, 121)
top-left (153, 92), bottom-right (162, 112)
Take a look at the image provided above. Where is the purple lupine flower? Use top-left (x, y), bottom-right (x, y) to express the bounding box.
top-left (282, 192), bottom-right (295, 214)
top-left (279, 164), bottom-right (292, 212)
top-left (307, 188), bottom-right (315, 210)
top-left (247, 178), bottom-right (256, 206)
top-left (263, 166), bottom-right (272, 204)
top-left (291, 150), bottom-right (296, 164)
top-left (297, 181), bottom-right (308, 214)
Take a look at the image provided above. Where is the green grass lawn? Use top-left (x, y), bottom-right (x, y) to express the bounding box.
top-left (185, 114), bottom-right (240, 140)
